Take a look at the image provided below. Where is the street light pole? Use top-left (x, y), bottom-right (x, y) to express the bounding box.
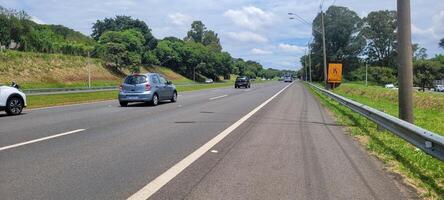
top-left (397, 0), bottom-right (414, 123)
top-left (321, 10), bottom-right (328, 89)
top-left (304, 51), bottom-right (308, 81)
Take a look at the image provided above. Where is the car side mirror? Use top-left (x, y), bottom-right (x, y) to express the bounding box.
top-left (166, 80), bottom-right (172, 85)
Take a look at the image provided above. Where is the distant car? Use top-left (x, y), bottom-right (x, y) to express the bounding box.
top-left (436, 85), bottom-right (444, 92)
top-left (205, 79), bottom-right (213, 83)
top-left (385, 84), bottom-right (395, 89)
top-left (235, 76), bottom-right (251, 88)
top-left (0, 82), bottom-right (27, 115)
top-left (118, 73), bottom-right (177, 107)
top-left (284, 76), bottom-right (293, 82)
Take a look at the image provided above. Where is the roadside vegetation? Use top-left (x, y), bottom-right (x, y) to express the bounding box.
top-left (306, 83), bottom-right (444, 200)
top-left (297, 6), bottom-right (444, 89)
top-left (1, 6), bottom-right (292, 90)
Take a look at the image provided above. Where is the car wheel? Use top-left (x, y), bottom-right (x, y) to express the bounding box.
top-left (151, 94), bottom-right (159, 106)
top-left (171, 91), bottom-right (177, 102)
top-left (119, 101), bottom-right (128, 107)
top-left (5, 96), bottom-right (23, 115)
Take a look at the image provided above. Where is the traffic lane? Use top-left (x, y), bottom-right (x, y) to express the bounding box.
top-left (150, 82), bottom-right (417, 200)
top-left (0, 82), bottom-right (289, 200)
top-left (0, 81), bottom-right (278, 147)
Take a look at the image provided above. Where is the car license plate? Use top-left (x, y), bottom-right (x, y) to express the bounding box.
top-left (128, 96), bottom-right (138, 100)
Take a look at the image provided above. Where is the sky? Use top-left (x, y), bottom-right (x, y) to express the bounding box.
top-left (1, 0), bottom-right (443, 70)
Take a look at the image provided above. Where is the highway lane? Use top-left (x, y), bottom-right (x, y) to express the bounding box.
top-left (149, 82), bottom-right (418, 200)
top-left (0, 81), bottom-right (289, 200)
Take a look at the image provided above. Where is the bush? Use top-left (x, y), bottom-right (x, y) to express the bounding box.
top-left (349, 66), bottom-right (396, 85)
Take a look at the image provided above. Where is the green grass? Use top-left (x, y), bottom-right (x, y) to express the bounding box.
top-left (27, 81), bottom-right (274, 108)
top-left (305, 83), bottom-right (444, 200)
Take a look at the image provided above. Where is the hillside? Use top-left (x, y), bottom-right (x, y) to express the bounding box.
top-left (0, 50), bottom-right (193, 88)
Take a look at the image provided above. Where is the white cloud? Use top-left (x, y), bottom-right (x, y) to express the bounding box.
top-left (226, 31), bottom-right (268, 43)
top-left (278, 43), bottom-right (305, 53)
top-left (251, 48), bottom-right (272, 55)
top-left (31, 16), bottom-right (45, 24)
top-left (168, 13), bottom-right (193, 26)
top-left (224, 6), bottom-right (274, 30)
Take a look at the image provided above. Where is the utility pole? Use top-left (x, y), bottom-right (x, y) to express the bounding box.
top-left (365, 63), bottom-right (368, 86)
top-left (321, 9), bottom-right (328, 89)
top-left (397, 0), bottom-right (414, 123)
top-left (87, 51), bottom-right (91, 88)
top-left (308, 42), bottom-right (312, 82)
top-left (304, 50), bottom-right (308, 81)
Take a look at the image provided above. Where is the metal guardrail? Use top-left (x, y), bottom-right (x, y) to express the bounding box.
top-left (307, 82), bottom-right (444, 161)
top-left (22, 82), bottom-right (233, 96)
top-left (23, 86), bottom-right (117, 93)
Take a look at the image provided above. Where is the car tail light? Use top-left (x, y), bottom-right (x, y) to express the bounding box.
top-left (119, 84), bottom-right (123, 92)
top-left (145, 84), bottom-right (151, 91)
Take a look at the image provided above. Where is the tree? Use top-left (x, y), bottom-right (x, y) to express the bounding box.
top-left (185, 21), bottom-right (222, 52)
top-left (92, 16), bottom-right (156, 49)
top-left (310, 6), bottom-right (365, 80)
top-left (203, 30), bottom-right (222, 52)
top-left (412, 44), bottom-right (427, 60)
top-left (98, 29), bottom-right (145, 72)
top-left (440, 38), bottom-right (444, 50)
top-left (414, 60), bottom-right (441, 91)
top-left (361, 10), bottom-right (397, 67)
top-left (185, 21), bottom-right (206, 43)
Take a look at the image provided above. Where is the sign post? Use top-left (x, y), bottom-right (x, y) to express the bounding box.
top-left (327, 62), bottom-right (343, 89)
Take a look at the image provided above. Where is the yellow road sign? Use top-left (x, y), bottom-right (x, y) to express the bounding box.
top-left (328, 63), bottom-right (343, 83)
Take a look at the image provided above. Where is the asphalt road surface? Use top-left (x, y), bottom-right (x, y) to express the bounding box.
top-left (0, 81), bottom-right (417, 200)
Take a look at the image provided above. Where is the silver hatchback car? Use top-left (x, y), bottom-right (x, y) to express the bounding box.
top-left (118, 73), bottom-right (177, 107)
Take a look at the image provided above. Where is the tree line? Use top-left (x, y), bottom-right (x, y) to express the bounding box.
top-left (1, 6), bottom-right (288, 81)
top-left (300, 6), bottom-right (444, 90)
top-left (0, 6), bottom-right (95, 56)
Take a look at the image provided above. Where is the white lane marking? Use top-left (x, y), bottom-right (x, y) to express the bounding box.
top-left (27, 100), bottom-right (115, 111)
top-left (0, 129), bottom-right (86, 151)
top-left (209, 95), bottom-right (228, 100)
top-left (127, 82), bottom-right (293, 200)
top-left (210, 150), bottom-right (219, 153)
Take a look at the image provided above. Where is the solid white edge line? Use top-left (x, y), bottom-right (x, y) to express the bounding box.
top-left (0, 129), bottom-right (86, 151)
top-left (127, 82), bottom-right (293, 200)
top-left (209, 95), bottom-right (228, 100)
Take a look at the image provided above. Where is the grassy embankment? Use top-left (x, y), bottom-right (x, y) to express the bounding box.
top-left (306, 83), bottom-right (444, 200)
top-left (0, 50), bottom-right (196, 88)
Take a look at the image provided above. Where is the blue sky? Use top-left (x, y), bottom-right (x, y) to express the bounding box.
top-left (1, 0), bottom-right (443, 70)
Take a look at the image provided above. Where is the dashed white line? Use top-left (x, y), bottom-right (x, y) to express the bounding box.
top-left (127, 82), bottom-right (293, 200)
top-left (209, 95), bottom-right (228, 100)
top-left (0, 129), bottom-right (86, 151)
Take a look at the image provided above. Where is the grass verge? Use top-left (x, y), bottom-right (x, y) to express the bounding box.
top-left (305, 83), bottom-right (444, 200)
top-left (27, 81), bottom-right (271, 109)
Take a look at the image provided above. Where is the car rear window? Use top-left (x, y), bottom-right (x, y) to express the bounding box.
top-left (124, 75), bottom-right (147, 84)
top-left (236, 77), bottom-right (246, 80)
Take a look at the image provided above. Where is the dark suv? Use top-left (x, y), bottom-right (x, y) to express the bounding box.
top-left (235, 76), bottom-right (251, 88)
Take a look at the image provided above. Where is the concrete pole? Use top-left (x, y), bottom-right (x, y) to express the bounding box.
top-left (304, 51), bottom-right (308, 81)
top-left (308, 44), bottom-right (312, 82)
top-left (397, 0), bottom-right (414, 123)
top-left (321, 10), bottom-right (328, 89)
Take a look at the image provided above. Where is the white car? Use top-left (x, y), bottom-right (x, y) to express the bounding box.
top-left (0, 83), bottom-right (27, 115)
top-left (205, 79), bottom-right (213, 83)
top-left (436, 85), bottom-right (444, 92)
top-left (384, 84), bottom-right (395, 89)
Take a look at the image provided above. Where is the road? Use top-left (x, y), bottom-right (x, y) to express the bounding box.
top-left (0, 81), bottom-right (417, 200)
